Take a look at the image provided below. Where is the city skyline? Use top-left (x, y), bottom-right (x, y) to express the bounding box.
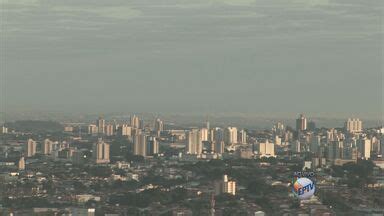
top-left (1, 109), bottom-right (383, 215)
top-left (1, 110), bottom-right (383, 131)
top-left (1, 0), bottom-right (383, 215)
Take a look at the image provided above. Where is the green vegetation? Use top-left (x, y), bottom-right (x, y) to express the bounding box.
top-left (86, 166), bottom-right (113, 178)
top-left (332, 160), bottom-right (376, 188)
top-left (110, 137), bottom-right (130, 157)
top-left (2, 197), bottom-right (52, 209)
top-left (108, 188), bottom-right (188, 208)
top-left (320, 191), bottom-right (355, 215)
top-left (141, 174), bottom-right (186, 187)
top-left (181, 199), bottom-right (210, 216)
top-left (182, 160), bottom-right (227, 180)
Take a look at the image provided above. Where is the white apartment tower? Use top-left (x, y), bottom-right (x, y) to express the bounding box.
top-left (239, 129), bottom-right (247, 144)
top-left (18, 157), bottom-right (25, 170)
top-left (154, 118), bottom-right (164, 135)
top-left (359, 138), bottom-right (371, 159)
top-left (105, 124), bottom-right (114, 136)
top-left (26, 139), bottom-right (37, 157)
top-left (88, 124), bottom-right (98, 135)
top-left (119, 124), bottom-right (132, 136)
top-left (133, 133), bottom-right (147, 157)
top-left (187, 129), bottom-right (202, 155)
top-left (96, 116), bottom-right (105, 134)
top-left (296, 114), bottom-right (307, 131)
top-left (215, 175), bottom-right (236, 196)
top-left (224, 127), bottom-right (238, 145)
top-left (43, 139), bottom-right (53, 155)
top-left (131, 115), bottom-right (142, 129)
top-left (1, 126), bottom-right (8, 134)
top-left (93, 139), bottom-right (110, 164)
top-left (345, 118), bottom-right (363, 133)
top-left (200, 128), bottom-right (209, 142)
top-left (259, 140), bottom-right (275, 157)
top-left (147, 136), bottom-right (159, 156)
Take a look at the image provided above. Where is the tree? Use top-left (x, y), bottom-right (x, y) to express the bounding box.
top-left (87, 166), bottom-right (112, 178)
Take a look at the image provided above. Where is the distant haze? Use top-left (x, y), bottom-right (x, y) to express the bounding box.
top-left (1, 0), bottom-right (383, 119)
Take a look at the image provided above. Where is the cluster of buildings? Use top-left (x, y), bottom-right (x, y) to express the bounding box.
top-left (0, 114), bottom-right (383, 215)
top-left (12, 114), bottom-right (384, 169)
top-left (214, 175), bottom-right (237, 196)
top-left (87, 115), bottom-right (147, 137)
top-left (88, 116), bottom-right (160, 158)
top-left (291, 116), bottom-right (383, 167)
top-left (22, 137), bottom-right (110, 165)
top-left (186, 125), bottom-right (247, 156)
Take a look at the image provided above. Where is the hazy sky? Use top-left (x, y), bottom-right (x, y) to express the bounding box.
top-left (1, 0), bottom-right (383, 118)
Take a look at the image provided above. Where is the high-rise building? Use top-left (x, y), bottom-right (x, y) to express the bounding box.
top-left (26, 139), bottom-right (37, 157)
top-left (351, 147), bottom-right (358, 160)
top-left (132, 128), bottom-right (142, 137)
top-left (239, 129), bottom-right (247, 144)
top-left (224, 127), bottom-right (238, 145)
top-left (1, 126), bottom-right (8, 134)
top-left (131, 115), bottom-right (141, 129)
top-left (154, 118), bottom-right (164, 136)
top-left (223, 175), bottom-right (236, 195)
top-left (343, 145), bottom-right (355, 160)
top-left (274, 135), bottom-right (282, 146)
top-left (96, 116), bottom-right (105, 134)
top-left (272, 122), bottom-right (285, 136)
top-left (88, 124), bottom-right (98, 135)
top-left (291, 140), bottom-right (301, 153)
top-left (359, 138), bottom-right (371, 159)
top-left (18, 157), bottom-right (25, 170)
top-left (296, 114), bottom-right (307, 132)
top-left (133, 133), bottom-right (147, 157)
top-left (214, 141), bottom-right (225, 154)
top-left (380, 137), bottom-right (384, 157)
top-left (328, 141), bottom-right (343, 160)
top-left (282, 131), bottom-right (292, 142)
top-left (42, 139), bottom-right (53, 155)
top-left (310, 135), bottom-right (321, 153)
top-left (307, 121), bottom-right (316, 131)
top-left (259, 140), bottom-right (275, 157)
top-left (187, 129), bottom-right (202, 155)
top-left (119, 124), bottom-right (132, 136)
top-left (347, 137), bottom-right (358, 148)
top-left (326, 128), bottom-right (345, 142)
top-left (147, 136), bottom-right (159, 156)
top-left (93, 139), bottom-right (110, 164)
top-left (200, 128), bottom-right (209, 142)
top-left (345, 118), bottom-right (363, 133)
top-left (105, 124), bottom-right (114, 136)
top-left (371, 137), bottom-right (380, 153)
top-left (215, 175), bottom-right (236, 196)
top-left (236, 147), bottom-right (254, 159)
top-left (210, 127), bottom-right (224, 143)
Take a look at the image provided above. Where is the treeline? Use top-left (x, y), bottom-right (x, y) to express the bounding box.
top-left (108, 188), bottom-right (188, 208)
top-left (6, 120), bottom-right (63, 133)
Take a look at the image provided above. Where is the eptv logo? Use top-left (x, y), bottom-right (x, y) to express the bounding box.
top-left (292, 177), bottom-right (315, 200)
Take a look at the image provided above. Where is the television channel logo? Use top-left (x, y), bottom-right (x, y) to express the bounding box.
top-left (292, 172), bottom-right (316, 200)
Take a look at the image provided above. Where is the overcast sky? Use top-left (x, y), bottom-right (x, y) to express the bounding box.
top-left (1, 0), bottom-right (383, 119)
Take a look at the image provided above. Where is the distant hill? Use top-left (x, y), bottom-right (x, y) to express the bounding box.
top-left (5, 120), bottom-right (63, 133)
